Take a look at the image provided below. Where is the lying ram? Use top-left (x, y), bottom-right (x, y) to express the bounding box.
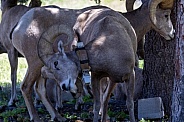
top-left (0, 0), bottom-right (41, 106)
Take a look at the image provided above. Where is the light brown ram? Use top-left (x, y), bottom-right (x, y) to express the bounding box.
top-left (0, 0), bottom-right (41, 106)
top-left (0, 0), bottom-right (82, 111)
top-left (72, 8), bottom-right (137, 122)
top-left (10, 5), bottom-right (108, 121)
top-left (99, 0), bottom-right (175, 121)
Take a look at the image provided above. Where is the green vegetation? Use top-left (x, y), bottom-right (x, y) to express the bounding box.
top-left (0, 108), bottom-right (27, 122)
top-left (83, 95), bottom-right (92, 103)
top-left (139, 59), bottom-right (144, 69)
top-left (64, 112), bottom-right (77, 120)
top-left (0, 54), bottom-right (27, 84)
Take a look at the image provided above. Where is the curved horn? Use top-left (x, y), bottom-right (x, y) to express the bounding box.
top-left (37, 24), bottom-right (74, 66)
top-left (149, 0), bottom-right (174, 25)
top-left (149, 0), bottom-right (164, 26)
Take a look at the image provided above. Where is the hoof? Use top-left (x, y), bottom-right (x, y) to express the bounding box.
top-left (7, 104), bottom-right (17, 110)
top-left (0, 105), bottom-right (7, 113)
top-left (57, 107), bottom-right (63, 114)
top-left (8, 99), bottom-right (18, 108)
top-left (35, 103), bottom-right (45, 109)
top-left (53, 116), bottom-right (66, 122)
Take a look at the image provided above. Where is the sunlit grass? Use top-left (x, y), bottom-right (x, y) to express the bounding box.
top-left (139, 60), bottom-right (144, 69)
top-left (0, 54), bottom-right (27, 85)
top-left (31, 0), bottom-right (127, 12)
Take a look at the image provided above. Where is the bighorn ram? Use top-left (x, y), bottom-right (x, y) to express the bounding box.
top-left (0, 0), bottom-right (41, 106)
top-left (73, 8), bottom-right (137, 122)
top-left (0, 0), bottom-right (98, 111)
top-left (0, 0), bottom-right (81, 110)
top-left (122, 0), bottom-right (175, 42)
top-left (74, 0), bottom-right (174, 122)
top-left (12, 17), bottom-right (80, 120)
top-left (99, 0), bottom-right (175, 121)
top-left (10, 5), bottom-right (108, 121)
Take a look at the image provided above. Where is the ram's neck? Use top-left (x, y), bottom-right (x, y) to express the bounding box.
top-left (122, 2), bottom-right (152, 42)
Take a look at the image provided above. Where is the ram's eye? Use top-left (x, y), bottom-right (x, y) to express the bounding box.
top-left (54, 61), bottom-right (58, 66)
top-left (54, 61), bottom-right (60, 70)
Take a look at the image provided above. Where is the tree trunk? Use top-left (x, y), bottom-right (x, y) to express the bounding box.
top-left (142, 4), bottom-right (176, 118)
top-left (171, 0), bottom-right (184, 121)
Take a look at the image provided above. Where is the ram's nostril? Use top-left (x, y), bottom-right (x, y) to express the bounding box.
top-left (62, 84), bottom-right (67, 91)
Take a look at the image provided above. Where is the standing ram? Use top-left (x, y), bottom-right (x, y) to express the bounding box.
top-left (0, 0), bottom-right (105, 111)
top-left (73, 8), bottom-right (137, 122)
top-left (0, 0), bottom-right (41, 106)
top-left (99, 0), bottom-right (175, 121)
top-left (10, 5), bottom-right (108, 121)
top-left (0, 0), bottom-right (81, 111)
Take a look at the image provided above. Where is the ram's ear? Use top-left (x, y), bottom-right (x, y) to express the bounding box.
top-left (58, 41), bottom-right (66, 57)
top-left (41, 66), bottom-right (55, 79)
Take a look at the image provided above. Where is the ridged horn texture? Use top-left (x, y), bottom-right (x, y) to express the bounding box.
top-left (149, 0), bottom-right (174, 26)
top-left (37, 24), bottom-right (74, 66)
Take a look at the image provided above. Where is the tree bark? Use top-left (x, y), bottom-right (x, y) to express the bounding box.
top-left (142, 4), bottom-right (176, 118)
top-left (172, 0), bottom-right (184, 121)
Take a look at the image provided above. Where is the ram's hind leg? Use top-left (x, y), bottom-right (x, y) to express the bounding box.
top-left (100, 79), bottom-right (116, 122)
top-left (8, 48), bottom-right (18, 106)
top-left (125, 70), bottom-right (136, 122)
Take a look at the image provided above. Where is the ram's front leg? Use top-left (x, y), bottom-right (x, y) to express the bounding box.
top-left (35, 76), bottom-right (66, 121)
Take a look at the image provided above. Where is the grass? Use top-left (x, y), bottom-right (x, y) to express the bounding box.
top-left (41, 0), bottom-right (127, 12)
top-left (0, 54), bottom-right (27, 85)
top-left (139, 60), bottom-right (144, 69)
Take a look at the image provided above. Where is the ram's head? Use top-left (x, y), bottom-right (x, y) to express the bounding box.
top-left (149, 0), bottom-right (175, 40)
top-left (38, 24), bottom-right (80, 94)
